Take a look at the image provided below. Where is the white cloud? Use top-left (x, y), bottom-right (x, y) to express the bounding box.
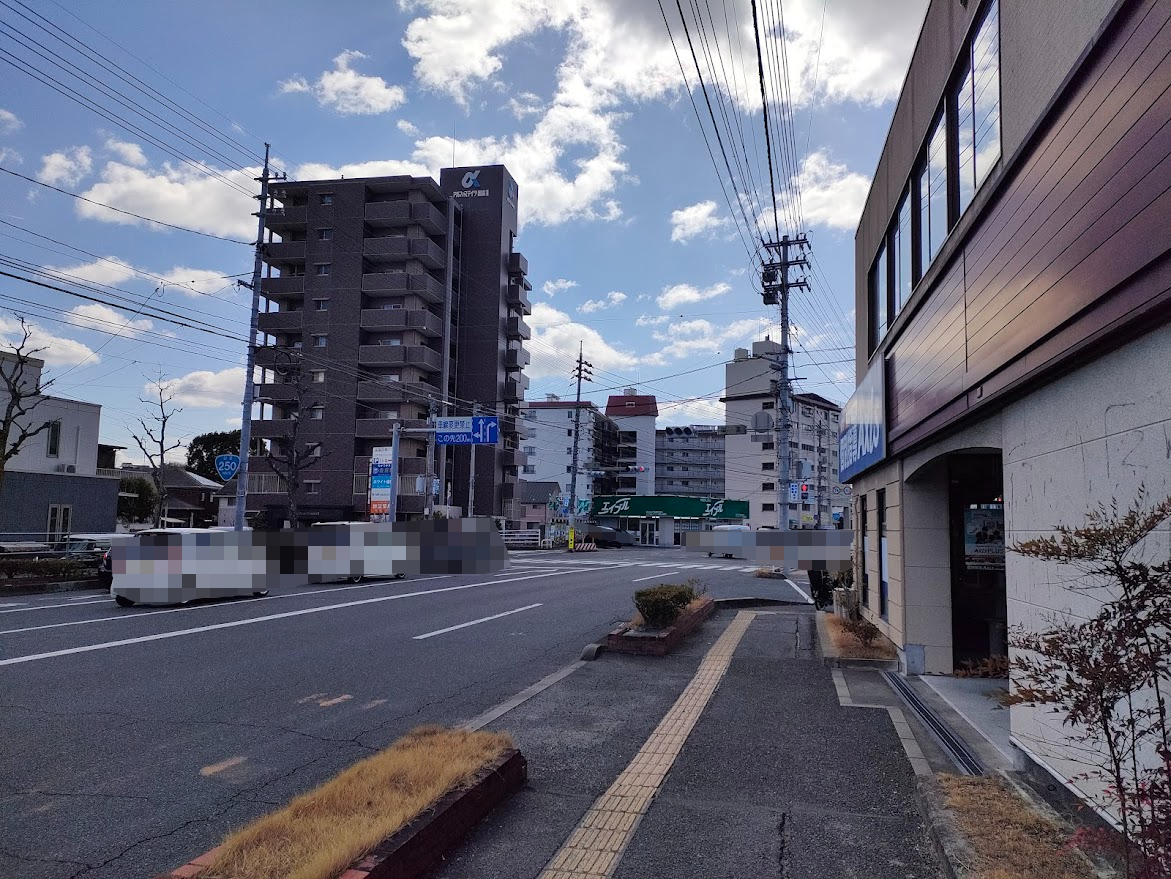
top-left (0, 316), bottom-right (99, 367)
top-left (656, 281), bottom-right (730, 311)
top-left (0, 108), bottom-right (21, 134)
top-left (224, 415), bottom-right (242, 428)
top-left (77, 158), bottom-right (258, 238)
top-left (279, 50), bottom-right (407, 115)
top-left (163, 367), bottom-right (246, 408)
top-left (542, 278), bottom-right (577, 297)
top-left (506, 91), bottom-right (545, 118)
top-left (578, 291), bottom-right (626, 313)
top-left (67, 303), bottom-right (153, 337)
top-left (635, 314), bottom-right (669, 327)
top-left (657, 397), bottom-right (725, 427)
top-left (648, 316), bottom-right (774, 362)
top-left (795, 150), bottom-right (872, 231)
top-left (49, 257), bottom-right (235, 298)
top-left (295, 157), bottom-right (432, 181)
top-left (396, 119), bottom-right (420, 136)
top-left (104, 138), bottom-right (147, 166)
top-left (37, 146), bottom-right (93, 187)
top-left (670, 200), bottom-right (729, 243)
top-left (527, 302), bottom-right (638, 379)
top-left (0, 147), bottom-right (23, 165)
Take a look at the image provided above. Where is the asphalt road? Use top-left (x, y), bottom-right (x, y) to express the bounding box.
top-left (0, 547), bottom-right (808, 879)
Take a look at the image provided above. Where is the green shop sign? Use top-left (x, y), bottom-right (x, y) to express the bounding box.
top-left (590, 495), bottom-right (749, 520)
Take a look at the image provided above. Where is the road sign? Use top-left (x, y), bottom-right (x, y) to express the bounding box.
top-left (436, 415), bottom-right (500, 445)
top-left (789, 483), bottom-right (799, 503)
top-left (368, 446), bottom-right (396, 516)
top-left (215, 454), bottom-right (240, 482)
top-left (568, 527), bottom-right (575, 551)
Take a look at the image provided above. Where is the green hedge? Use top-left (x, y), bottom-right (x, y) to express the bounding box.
top-left (0, 558), bottom-right (91, 580)
top-left (633, 583), bottom-right (699, 628)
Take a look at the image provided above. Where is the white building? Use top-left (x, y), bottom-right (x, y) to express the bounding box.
top-left (721, 341), bottom-right (846, 530)
top-left (518, 397), bottom-right (618, 510)
top-left (605, 389), bottom-right (657, 496)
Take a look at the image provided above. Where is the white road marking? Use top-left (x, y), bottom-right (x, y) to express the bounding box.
top-left (632, 571), bottom-right (681, 582)
top-left (0, 575), bottom-right (457, 636)
top-left (0, 602), bottom-right (28, 608)
top-left (413, 603), bottom-right (542, 640)
top-left (0, 599), bottom-right (108, 615)
top-left (720, 566), bottom-right (743, 571)
top-left (739, 567), bottom-right (758, 572)
top-left (0, 570), bottom-right (596, 667)
top-left (785, 578), bottom-right (814, 604)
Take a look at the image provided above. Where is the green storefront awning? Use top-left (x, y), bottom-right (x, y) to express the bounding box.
top-left (591, 496), bottom-right (749, 520)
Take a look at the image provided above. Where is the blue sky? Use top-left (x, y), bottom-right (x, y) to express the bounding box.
top-left (0, 0), bottom-right (928, 462)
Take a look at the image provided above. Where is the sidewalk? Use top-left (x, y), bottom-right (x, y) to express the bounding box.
top-left (432, 609), bottom-right (943, 878)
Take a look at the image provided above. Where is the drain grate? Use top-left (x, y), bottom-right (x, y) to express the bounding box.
top-left (883, 671), bottom-right (985, 776)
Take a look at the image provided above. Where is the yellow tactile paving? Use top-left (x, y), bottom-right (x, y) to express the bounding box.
top-left (537, 611), bottom-right (757, 879)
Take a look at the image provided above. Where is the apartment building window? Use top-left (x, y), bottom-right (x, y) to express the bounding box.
top-left (522, 465), bottom-right (536, 474)
top-left (312, 335), bottom-right (327, 348)
top-left (762, 482), bottom-right (775, 491)
top-left (762, 503), bottom-right (775, 513)
top-left (566, 465), bottom-right (572, 473)
top-left (379, 338), bottom-right (401, 346)
top-left (523, 445), bottom-right (535, 454)
top-left (317, 228), bottom-right (333, 240)
top-left (305, 481), bottom-right (320, 494)
top-left (762, 401), bottom-right (775, 410)
top-left (319, 194), bottom-right (333, 205)
top-left (521, 411), bottom-right (536, 420)
top-left (314, 298), bottom-right (329, 311)
top-left (310, 370), bottom-right (325, 384)
top-left (315, 263), bottom-right (331, 276)
top-left (308, 443), bottom-right (323, 457)
top-left (762, 462), bottom-right (774, 471)
top-left (46, 420), bottom-right (61, 457)
top-left (567, 429), bottom-right (573, 437)
top-left (309, 406), bottom-right (324, 420)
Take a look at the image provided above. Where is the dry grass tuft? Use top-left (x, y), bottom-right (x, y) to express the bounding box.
top-left (627, 596), bottom-right (708, 631)
top-left (938, 774), bottom-right (1097, 879)
top-left (823, 613), bottom-right (898, 659)
top-left (201, 725), bottom-right (513, 879)
top-left (754, 567), bottom-right (787, 579)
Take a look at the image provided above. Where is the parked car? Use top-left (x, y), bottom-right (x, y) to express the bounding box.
top-left (707, 523), bottom-right (752, 558)
top-left (582, 525), bottom-right (635, 548)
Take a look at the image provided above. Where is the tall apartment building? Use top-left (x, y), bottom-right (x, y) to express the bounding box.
top-left (654, 425), bottom-right (725, 499)
top-left (721, 341), bottom-right (844, 530)
top-left (842, 0), bottom-right (1171, 816)
top-left (518, 396), bottom-right (618, 505)
top-left (605, 390), bottom-right (657, 496)
top-left (249, 165), bottom-right (530, 523)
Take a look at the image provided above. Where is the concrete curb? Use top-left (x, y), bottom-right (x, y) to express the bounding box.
top-left (155, 750), bottom-right (527, 879)
top-left (580, 642), bottom-right (605, 661)
top-left (914, 776), bottom-right (965, 879)
top-left (815, 610), bottom-right (900, 670)
top-left (1, 577), bottom-right (100, 597)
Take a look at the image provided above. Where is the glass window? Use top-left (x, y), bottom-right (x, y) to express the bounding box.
top-left (957, 65), bottom-right (977, 215)
top-left (318, 228), bottom-right (333, 240)
top-left (870, 243), bottom-right (887, 350)
top-left (314, 299), bottom-right (329, 311)
top-left (894, 192), bottom-right (912, 313)
top-left (919, 112), bottom-right (948, 272)
top-left (319, 194), bottom-right (333, 205)
top-left (309, 406), bottom-right (324, 420)
top-left (310, 370), bottom-right (325, 384)
top-left (315, 264), bottom-right (331, 276)
top-left (972, 0), bottom-right (1001, 191)
top-left (46, 420), bottom-right (61, 457)
top-left (312, 335), bottom-right (327, 348)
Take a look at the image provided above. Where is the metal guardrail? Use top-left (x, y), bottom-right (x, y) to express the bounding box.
top-left (502, 529), bottom-right (541, 547)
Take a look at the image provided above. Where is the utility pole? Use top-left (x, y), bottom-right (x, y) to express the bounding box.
top-left (567, 343), bottom-right (593, 543)
top-left (388, 422), bottom-right (401, 523)
top-left (425, 397), bottom-right (438, 518)
top-left (468, 401), bottom-right (478, 518)
top-left (235, 144), bottom-right (284, 531)
top-left (761, 233), bottom-right (809, 540)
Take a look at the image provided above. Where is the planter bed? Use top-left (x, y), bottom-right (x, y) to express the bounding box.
top-left (606, 595), bottom-right (715, 656)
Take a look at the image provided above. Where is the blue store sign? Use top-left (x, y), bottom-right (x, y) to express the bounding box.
top-left (838, 359), bottom-right (886, 482)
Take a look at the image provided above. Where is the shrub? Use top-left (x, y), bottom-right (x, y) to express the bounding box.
top-left (0, 558), bottom-right (90, 580)
top-left (842, 617), bottom-right (880, 648)
top-left (633, 583), bottom-right (698, 628)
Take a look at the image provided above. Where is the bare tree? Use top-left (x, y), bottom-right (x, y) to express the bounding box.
top-left (131, 376), bottom-right (183, 527)
top-left (263, 353), bottom-right (325, 527)
top-left (0, 318), bottom-right (56, 497)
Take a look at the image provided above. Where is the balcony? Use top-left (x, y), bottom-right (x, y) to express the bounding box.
top-left (362, 272), bottom-right (445, 305)
top-left (360, 308), bottom-right (443, 337)
top-left (255, 382), bottom-right (298, 403)
top-left (250, 418), bottom-right (298, 439)
top-left (356, 379), bottom-right (438, 404)
top-left (364, 200), bottom-right (411, 227)
top-left (503, 379), bottom-right (523, 403)
top-left (263, 241), bottom-right (305, 264)
top-left (505, 347), bottom-right (530, 370)
top-left (363, 236), bottom-right (410, 263)
top-left (354, 418), bottom-right (401, 440)
top-left (260, 275), bottom-right (304, 296)
top-left (506, 283), bottom-right (531, 315)
top-left (265, 204), bottom-right (306, 230)
top-left (500, 481), bottom-right (518, 501)
top-left (499, 448), bottom-right (527, 469)
top-left (357, 344), bottom-right (444, 372)
top-left (409, 238), bottom-right (446, 269)
top-left (256, 311), bottom-right (304, 333)
top-left (412, 202), bottom-right (447, 234)
top-left (507, 252), bottom-right (528, 277)
top-left (505, 316), bottom-right (530, 340)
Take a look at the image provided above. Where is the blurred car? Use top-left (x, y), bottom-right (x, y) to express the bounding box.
top-left (65, 534), bottom-right (117, 562)
top-left (706, 523), bottom-right (752, 558)
top-left (582, 525), bottom-right (636, 548)
top-left (97, 549), bottom-right (113, 590)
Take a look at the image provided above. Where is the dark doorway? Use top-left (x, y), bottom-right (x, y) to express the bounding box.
top-left (948, 453), bottom-right (1007, 669)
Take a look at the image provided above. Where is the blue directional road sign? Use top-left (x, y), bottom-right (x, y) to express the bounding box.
top-left (435, 415), bottom-right (500, 445)
top-left (215, 454), bottom-right (241, 481)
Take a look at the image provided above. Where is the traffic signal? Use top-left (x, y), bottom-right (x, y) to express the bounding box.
top-left (624, 465), bottom-right (646, 472)
top-left (800, 483), bottom-right (809, 501)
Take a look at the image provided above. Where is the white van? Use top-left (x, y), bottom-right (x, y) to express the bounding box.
top-left (706, 523), bottom-right (752, 559)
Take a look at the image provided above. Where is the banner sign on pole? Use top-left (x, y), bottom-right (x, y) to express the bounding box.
top-left (368, 446), bottom-right (396, 516)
